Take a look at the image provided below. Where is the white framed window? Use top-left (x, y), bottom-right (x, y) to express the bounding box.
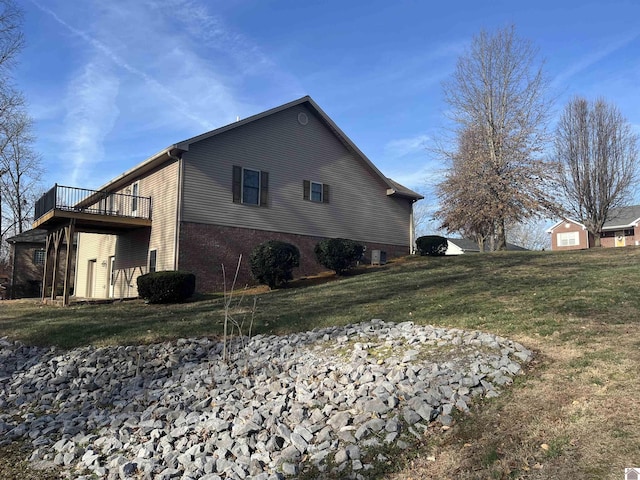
top-left (33, 249), bottom-right (45, 265)
top-left (310, 182), bottom-right (323, 202)
top-left (131, 182), bottom-right (139, 214)
top-left (149, 250), bottom-right (157, 274)
top-left (242, 168), bottom-right (260, 205)
top-left (557, 231), bottom-right (579, 246)
top-left (232, 166), bottom-right (269, 206)
top-left (303, 180), bottom-right (330, 203)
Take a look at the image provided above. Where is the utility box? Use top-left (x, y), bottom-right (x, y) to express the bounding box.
top-left (371, 249), bottom-right (387, 265)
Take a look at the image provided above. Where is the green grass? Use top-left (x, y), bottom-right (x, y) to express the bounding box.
top-left (3, 247), bottom-right (640, 479)
top-left (3, 247), bottom-right (640, 349)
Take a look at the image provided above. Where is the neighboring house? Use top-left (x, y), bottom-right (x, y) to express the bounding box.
top-left (446, 238), bottom-right (480, 255)
top-left (0, 270), bottom-right (8, 299)
top-left (32, 96), bottom-right (423, 303)
top-left (445, 238), bottom-right (528, 255)
top-left (548, 205), bottom-right (640, 250)
top-left (5, 229), bottom-right (76, 298)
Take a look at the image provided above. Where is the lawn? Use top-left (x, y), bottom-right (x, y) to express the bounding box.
top-left (2, 247), bottom-right (640, 479)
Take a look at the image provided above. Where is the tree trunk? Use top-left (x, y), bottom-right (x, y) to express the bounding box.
top-left (496, 218), bottom-right (507, 250)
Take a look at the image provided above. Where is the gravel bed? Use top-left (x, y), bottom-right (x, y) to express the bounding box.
top-left (0, 320), bottom-right (533, 479)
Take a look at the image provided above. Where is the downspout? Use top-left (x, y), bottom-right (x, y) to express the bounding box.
top-left (168, 149), bottom-right (184, 271)
top-left (409, 200), bottom-right (416, 255)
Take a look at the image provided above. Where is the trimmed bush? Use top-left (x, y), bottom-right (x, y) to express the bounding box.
top-left (137, 271), bottom-right (196, 304)
top-left (416, 235), bottom-right (448, 256)
top-left (249, 240), bottom-right (300, 289)
top-left (314, 238), bottom-right (365, 275)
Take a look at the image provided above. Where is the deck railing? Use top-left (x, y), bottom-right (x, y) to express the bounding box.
top-left (34, 184), bottom-right (152, 222)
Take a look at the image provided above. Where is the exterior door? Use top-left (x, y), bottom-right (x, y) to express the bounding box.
top-left (615, 231), bottom-right (626, 247)
top-left (108, 256), bottom-right (116, 298)
top-left (87, 259), bottom-right (96, 298)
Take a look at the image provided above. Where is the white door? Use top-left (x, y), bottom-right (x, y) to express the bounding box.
top-left (87, 259), bottom-right (96, 298)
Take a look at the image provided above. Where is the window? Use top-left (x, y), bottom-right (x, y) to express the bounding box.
top-left (232, 166), bottom-right (269, 206)
top-left (149, 250), bottom-right (157, 273)
top-left (33, 249), bottom-right (45, 265)
top-left (131, 182), bottom-right (139, 213)
top-left (303, 180), bottom-right (330, 203)
top-left (243, 169), bottom-right (260, 205)
top-left (557, 231), bottom-right (579, 246)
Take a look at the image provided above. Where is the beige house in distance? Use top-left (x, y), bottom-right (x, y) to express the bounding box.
top-left (33, 96), bottom-right (422, 302)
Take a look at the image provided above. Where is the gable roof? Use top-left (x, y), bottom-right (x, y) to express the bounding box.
top-left (602, 205), bottom-right (640, 230)
top-left (447, 238), bottom-right (528, 252)
top-left (546, 218), bottom-right (587, 233)
top-left (6, 228), bottom-right (47, 244)
top-left (447, 238), bottom-right (480, 252)
top-left (547, 205), bottom-right (640, 233)
top-left (99, 96), bottom-right (423, 201)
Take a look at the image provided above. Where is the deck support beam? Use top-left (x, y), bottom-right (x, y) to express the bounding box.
top-left (41, 219), bottom-right (76, 306)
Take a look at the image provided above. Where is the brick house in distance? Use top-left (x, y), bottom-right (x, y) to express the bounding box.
top-left (32, 96), bottom-right (423, 302)
top-left (6, 229), bottom-right (76, 298)
top-left (547, 205), bottom-right (640, 250)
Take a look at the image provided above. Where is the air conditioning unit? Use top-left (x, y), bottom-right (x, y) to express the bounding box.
top-left (371, 250), bottom-right (387, 265)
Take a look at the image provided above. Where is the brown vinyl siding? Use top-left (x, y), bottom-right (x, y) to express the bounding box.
top-left (181, 104), bottom-right (412, 248)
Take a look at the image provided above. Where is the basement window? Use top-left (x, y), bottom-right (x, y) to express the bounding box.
top-left (33, 249), bottom-right (45, 265)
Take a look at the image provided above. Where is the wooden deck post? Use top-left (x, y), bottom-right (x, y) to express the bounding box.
top-left (50, 228), bottom-right (64, 301)
top-left (62, 220), bottom-right (75, 306)
top-left (41, 233), bottom-right (53, 301)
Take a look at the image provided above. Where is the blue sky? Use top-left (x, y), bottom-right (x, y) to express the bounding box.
top-left (18, 0), bottom-right (640, 204)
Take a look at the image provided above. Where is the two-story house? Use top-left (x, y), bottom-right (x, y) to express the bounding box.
top-left (33, 96), bottom-right (422, 303)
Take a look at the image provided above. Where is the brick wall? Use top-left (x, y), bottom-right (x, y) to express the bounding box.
top-left (10, 242), bottom-right (76, 298)
top-left (178, 222), bottom-right (409, 292)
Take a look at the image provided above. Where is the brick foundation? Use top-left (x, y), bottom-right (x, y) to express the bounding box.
top-left (178, 222), bottom-right (408, 293)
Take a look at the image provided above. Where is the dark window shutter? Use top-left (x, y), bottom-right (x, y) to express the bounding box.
top-left (260, 171), bottom-right (269, 206)
top-left (323, 184), bottom-right (330, 203)
top-left (303, 180), bottom-right (310, 200)
top-left (232, 166), bottom-right (241, 203)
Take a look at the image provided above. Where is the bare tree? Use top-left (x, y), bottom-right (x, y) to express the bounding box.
top-left (0, 111), bottom-right (43, 237)
top-left (439, 25), bottom-right (557, 250)
top-left (555, 96), bottom-right (639, 247)
top-left (434, 126), bottom-right (497, 251)
top-left (507, 219), bottom-right (551, 250)
top-left (0, 1), bottom-right (43, 262)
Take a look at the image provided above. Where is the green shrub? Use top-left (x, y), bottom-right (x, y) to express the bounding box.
top-left (416, 235), bottom-right (448, 256)
top-left (249, 240), bottom-right (300, 289)
top-left (314, 238), bottom-right (365, 275)
top-left (137, 271), bottom-right (196, 304)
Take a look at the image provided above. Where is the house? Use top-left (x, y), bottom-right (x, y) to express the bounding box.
top-left (5, 229), bottom-right (76, 298)
top-left (445, 238), bottom-right (528, 255)
top-left (446, 238), bottom-right (480, 255)
top-left (32, 96), bottom-right (423, 303)
top-left (0, 270), bottom-right (8, 299)
top-left (547, 205), bottom-right (640, 250)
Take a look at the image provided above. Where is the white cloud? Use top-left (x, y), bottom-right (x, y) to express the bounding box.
top-left (29, 0), bottom-right (302, 187)
top-left (384, 134), bottom-right (430, 158)
top-left (63, 61), bottom-right (120, 186)
top-left (552, 32), bottom-right (639, 88)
